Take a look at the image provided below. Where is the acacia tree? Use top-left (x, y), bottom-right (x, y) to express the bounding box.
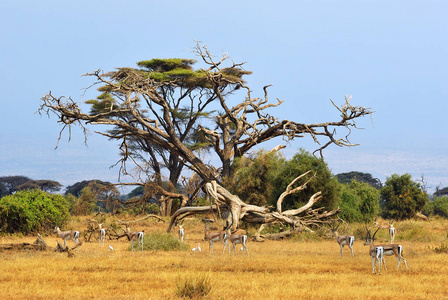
top-left (39, 43), bottom-right (372, 232)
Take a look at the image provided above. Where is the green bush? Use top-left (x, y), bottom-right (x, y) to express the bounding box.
top-left (0, 189), bottom-right (70, 234)
top-left (137, 232), bottom-right (190, 251)
top-left (430, 196), bottom-right (448, 218)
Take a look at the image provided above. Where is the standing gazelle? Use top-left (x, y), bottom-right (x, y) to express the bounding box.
top-left (374, 218), bottom-right (396, 243)
top-left (331, 222), bottom-right (355, 258)
top-left (98, 223), bottom-right (106, 246)
top-left (202, 219), bottom-right (229, 254)
top-left (178, 224), bottom-right (185, 242)
top-left (226, 233), bottom-right (249, 256)
top-left (364, 227), bottom-right (408, 271)
top-left (54, 226), bottom-right (80, 248)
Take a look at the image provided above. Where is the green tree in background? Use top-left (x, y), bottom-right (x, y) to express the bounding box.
top-left (423, 196), bottom-right (448, 218)
top-left (380, 173), bottom-right (428, 220)
top-left (71, 187), bottom-right (97, 215)
top-left (338, 180), bottom-right (380, 222)
top-left (224, 150), bottom-right (285, 206)
top-left (271, 149), bottom-right (340, 211)
top-left (0, 189), bottom-right (70, 234)
top-left (0, 176), bottom-right (62, 197)
top-left (16, 180), bottom-right (62, 193)
top-left (336, 171), bottom-right (382, 189)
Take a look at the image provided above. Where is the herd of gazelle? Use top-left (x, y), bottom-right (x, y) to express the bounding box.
top-left (332, 219), bottom-right (407, 275)
top-left (54, 224), bottom-right (144, 251)
top-left (54, 218), bottom-right (406, 273)
top-left (202, 218), bottom-right (249, 256)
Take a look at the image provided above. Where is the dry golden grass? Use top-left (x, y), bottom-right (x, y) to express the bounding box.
top-left (0, 218), bottom-right (447, 299)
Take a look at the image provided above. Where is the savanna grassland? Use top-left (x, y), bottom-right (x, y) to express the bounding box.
top-left (0, 218), bottom-right (447, 299)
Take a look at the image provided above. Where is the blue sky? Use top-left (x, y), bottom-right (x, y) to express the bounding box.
top-left (1, 1), bottom-right (447, 194)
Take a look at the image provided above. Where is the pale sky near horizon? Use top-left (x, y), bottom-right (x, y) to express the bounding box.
top-left (1, 1), bottom-right (447, 194)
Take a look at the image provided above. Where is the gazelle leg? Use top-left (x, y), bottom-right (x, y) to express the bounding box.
top-left (371, 256), bottom-right (375, 274)
top-left (222, 239), bottom-right (230, 254)
top-left (402, 257), bottom-right (408, 270)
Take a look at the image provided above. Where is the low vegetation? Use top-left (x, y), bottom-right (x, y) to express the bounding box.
top-left (0, 189), bottom-right (69, 234)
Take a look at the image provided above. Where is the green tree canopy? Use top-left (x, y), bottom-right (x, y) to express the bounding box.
top-left (271, 149), bottom-right (340, 211)
top-left (380, 173), bottom-right (429, 220)
top-left (338, 180), bottom-right (380, 223)
top-left (224, 150), bottom-right (285, 207)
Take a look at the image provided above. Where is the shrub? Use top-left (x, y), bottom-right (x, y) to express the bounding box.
top-left (175, 273), bottom-right (212, 299)
top-left (433, 242), bottom-right (448, 254)
top-left (433, 196), bottom-right (448, 218)
top-left (0, 189), bottom-right (70, 234)
top-left (137, 232), bottom-right (190, 251)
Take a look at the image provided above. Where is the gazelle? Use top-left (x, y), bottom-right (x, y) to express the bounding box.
top-left (364, 227), bottom-right (408, 270)
top-left (98, 223), bottom-right (106, 246)
top-left (226, 233), bottom-right (249, 256)
top-left (202, 219), bottom-right (229, 254)
top-left (374, 218), bottom-right (396, 243)
top-left (331, 223), bottom-right (355, 258)
top-left (126, 227), bottom-right (144, 251)
top-left (54, 226), bottom-right (80, 248)
top-left (178, 224), bottom-right (185, 242)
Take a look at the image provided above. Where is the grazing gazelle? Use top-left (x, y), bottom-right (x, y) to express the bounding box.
top-left (374, 218), bottom-right (396, 243)
top-left (126, 227), bottom-right (144, 251)
top-left (331, 222), bottom-right (355, 258)
top-left (364, 227), bottom-right (408, 271)
top-left (54, 226), bottom-right (80, 248)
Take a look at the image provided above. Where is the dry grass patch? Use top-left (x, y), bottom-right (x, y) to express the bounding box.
top-left (0, 218), bottom-right (447, 299)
